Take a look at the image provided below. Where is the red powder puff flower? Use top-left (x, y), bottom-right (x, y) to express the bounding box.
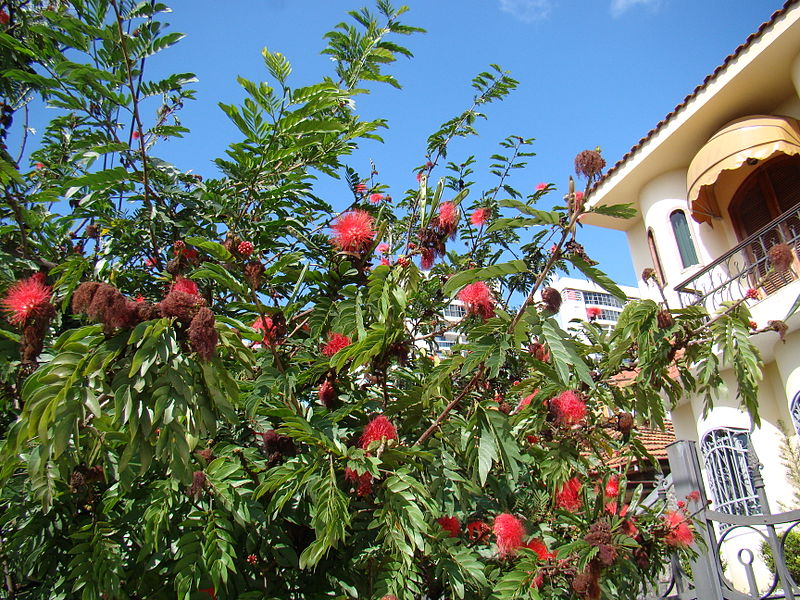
top-left (144, 256), bottom-right (157, 267)
top-left (355, 183), bottom-right (367, 194)
top-left (172, 277), bottom-right (199, 296)
top-left (556, 477), bottom-right (582, 512)
top-left (188, 307), bottom-right (218, 361)
top-left (623, 518), bottom-right (639, 539)
top-left (574, 191), bottom-right (584, 203)
top-left (677, 500), bottom-right (686, 509)
top-left (380, 257), bottom-right (391, 266)
top-left (466, 520), bottom-right (491, 542)
top-left (2, 275), bottom-right (52, 326)
top-left (369, 193), bottom-right (384, 204)
top-left (238, 241), bottom-right (254, 257)
top-left (525, 538), bottom-right (555, 561)
top-left (437, 516), bottom-right (461, 538)
top-left (322, 332), bottom-right (351, 357)
top-left (494, 513), bottom-right (525, 558)
top-left (318, 379), bottom-right (336, 408)
top-left (0, 10), bottom-right (9, 25)
top-left (663, 511), bottom-right (694, 548)
top-left (34, 161), bottom-right (44, 170)
top-left (253, 316), bottom-right (278, 345)
top-left (377, 242), bottom-right (390, 254)
top-left (471, 207), bottom-right (489, 226)
top-left (536, 183), bottom-right (547, 191)
top-left (604, 475), bottom-right (619, 498)
top-left (550, 390), bottom-right (587, 427)
top-left (420, 247), bottom-right (435, 270)
top-left (434, 201), bottom-right (459, 239)
top-left (458, 281), bottom-right (495, 320)
top-left (686, 490), bottom-right (701, 503)
top-left (344, 467), bottom-right (374, 496)
top-left (132, 130), bottom-right (141, 140)
top-left (586, 306), bottom-right (601, 320)
top-left (360, 415), bottom-right (398, 449)
top-left (331, 210), bottom-right (375, 253)
top-left (605, 501), bottom-right (618, 515)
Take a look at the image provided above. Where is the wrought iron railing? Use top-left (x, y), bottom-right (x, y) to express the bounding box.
top-left (674, 207), bottom-right (800, 310)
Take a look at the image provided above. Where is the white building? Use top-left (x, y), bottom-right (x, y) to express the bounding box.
top-left (543, 275), bottom-right (641, 331)
top-left (583, 0), bottom-right (800, 587)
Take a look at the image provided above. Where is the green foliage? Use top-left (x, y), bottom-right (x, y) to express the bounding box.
top-left (0, 1), bottom-right (777, 599)
top-left (760, 529), bottom-right (800, 583)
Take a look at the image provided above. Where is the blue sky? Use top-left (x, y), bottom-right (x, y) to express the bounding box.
top-left (148, 0), bottom-right (777, 286)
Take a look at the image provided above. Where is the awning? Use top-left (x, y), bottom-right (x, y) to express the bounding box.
top-left (687, 115), bottom-right (800, 224)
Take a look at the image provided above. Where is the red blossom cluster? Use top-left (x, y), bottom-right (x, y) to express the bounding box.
top-left (360, 415), bottom-right (397, 449)
top-left (466, 520), bottom-right (491, 542)
top-left (458, 281), bottom-right (495, 320)
top-left (556, 477), bottom-right (582, 512)
top-left (550, 390), bottom-right (587, 427)
top-left (662, 511), bottom-right (694, 548)
top-left (470, 207), bottom-right (489, 226)
top-left (2, 274), bottom-right (56, 361)
top-left (344, 467), bottom-right (374, 496)
top-left (321, 332), bottom-right (351, 357)
top-left (436, 516), bottom-right (461, 537)
top-left (331, 210), bottom-right (375, 254)
top-left (494, 513), bottom-right (525, 558)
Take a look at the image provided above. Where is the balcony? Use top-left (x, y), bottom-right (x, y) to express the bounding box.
top-left (674, 206), bottom-right (800, 310)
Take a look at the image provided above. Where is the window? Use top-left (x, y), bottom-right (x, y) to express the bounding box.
top-left (443, 304), bottom-right (466, 319)
top-left (596, 308), bottom-right (621, 322)
top-left (701, 428), bottom-right (762, 522)
top-left (670, 210), bottom-right (699, 268)
top-left (647, 229), bottom-right (666, 285)
top-left (729, 154), bottom-right (800, 293)
top-left (583, 291), bottom-right (624, 309)
top-left (790, 392), bottom-right (800, 436)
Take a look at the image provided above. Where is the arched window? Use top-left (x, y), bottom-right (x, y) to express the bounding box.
top-left (701, 428), bottom-right (762, 520)
top-left (647, 229), bottom-right (665, 285)
top-left (670, 210), bottom-right (699, 268)
top-left (790, 392), bottom-right (800, 436)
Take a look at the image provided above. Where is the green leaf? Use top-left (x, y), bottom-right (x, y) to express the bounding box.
top-left (443, 260), bottom-right (528, 296)
top-left (589, 202), bottom-right (637, 220)
top-left (568, 254), bottom-right (628, 302)
top-left (540, 317), bottom-right (593, 387)
top-left (184, 236), bottom-right (234, 262)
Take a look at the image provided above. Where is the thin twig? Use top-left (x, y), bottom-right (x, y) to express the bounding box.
top-left (415, 364), bottom-right (485, 446)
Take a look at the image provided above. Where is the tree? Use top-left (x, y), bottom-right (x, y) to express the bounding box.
top-left (0, 1), bottom-right (772, 599)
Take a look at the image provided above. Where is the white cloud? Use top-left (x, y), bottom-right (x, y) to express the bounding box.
top-left (498, 0), bottom-right (553, 22)
top-left (610, 0), bottom-right (661, 18)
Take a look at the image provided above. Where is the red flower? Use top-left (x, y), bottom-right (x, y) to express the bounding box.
top-left (253, 316), bottom-right (278, 345)
top-left (199, 587), bottom-right (217, 600)
top-left (0, 10), bottom-right (9, 25)
top-left (550, 390), bottom-right (586, 427)
top-left (369, 193), bottom-right (384, 204)
top-left (246, 554), bottom-right (258, 565)
top-left (574, 191), bottom-right (584, 202)
top-left (377, 242), bottom-right (390, 254)
top-left (494, 513), bottom-right (525, 558)
top-left (623, 517), bottom-right (639, 539)
top-left (663, 511), bottom-right (694, 548)
top-left (144, 256), bottom-right (157, 267)
top-left (471, 207), bottom-right (489, 226)
top-left (586, 306), bottom-right (601, 319)
top-left (458, 281), bottom-right (495, 320)
top-left (677, 500), bottom-right (686, 509)
top-left (749, 320), bottom-right (758, 330)
top-left (355, 183), bottom-right (367, 194)
top-left (745, 288), bottom-right (759, 300)
top-left (525, 538), bottom-right (555, 561)
top-left (605, 501), bottom-right (618, 515)
top-left (331, 210), bottom-right (375, 253)
top-left (687, 490), bottom-right (701, 503)
top-left (344, 467), bottom-right (374, 496)
top-left (437, 516), bottom-right (461, 537)
top-left (132, 130), bottom-right (141, 140)
top-left (134, 294), bottom-right (145, 303)
top-left (466, 520), bottom-right (491, 542)
top-left (238, 241), bottom-right (254, 257)
top-left (434, 201), bottom-right (458, 239)
top-left (556, 477), bottom-right (582, 512)
top-left (420, 247), bottom-right (435, 270)
top-left (318, 379), bottom-right (336, 408)
top-left (171, 277), bottom-right (199, 296)
top-left (2, 275), bottom-right (52, 326)
top-left (34, 161), bottom-right (44, 170)
top-left (379, 257), bottom-right (391, 266)
top-left (604, 475), bottom-right (619, 498)
top-left (360, 415), bottom-right (397, 449)
top-left (322, 332), bottom-right (351, 357)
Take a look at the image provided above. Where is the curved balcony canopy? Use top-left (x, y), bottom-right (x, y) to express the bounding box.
top-left (687, 115), bottom-right (800, 224)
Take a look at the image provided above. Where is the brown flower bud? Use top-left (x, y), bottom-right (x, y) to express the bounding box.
top-left (575, 149), bottom-right (606, 180)
top-left (542, 287), bottom-right (562, 313)
top-left (244, 261), bottom-right (265, 289)
top-left (616, 412), bottom-right (634, 435)
top-left (768, 319), bottom-right (788, 341)
top-left (656, 309), bottom-right (674, 329)
top-left (768, 243), bottom-right (793, 273)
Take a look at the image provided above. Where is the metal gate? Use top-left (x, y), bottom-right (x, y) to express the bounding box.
top-left (647, 440), bottom-right (800, 600)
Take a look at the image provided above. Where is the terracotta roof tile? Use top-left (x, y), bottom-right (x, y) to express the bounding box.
top-left (589, 0), bottom-right (800, 197)
top-left (607, 421), bottom-right (676, 468)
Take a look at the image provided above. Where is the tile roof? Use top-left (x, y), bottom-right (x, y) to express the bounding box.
top-left (607, 421), bottom-right (676, 468)
top-left (588, 0), bottom-right (800, 196)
